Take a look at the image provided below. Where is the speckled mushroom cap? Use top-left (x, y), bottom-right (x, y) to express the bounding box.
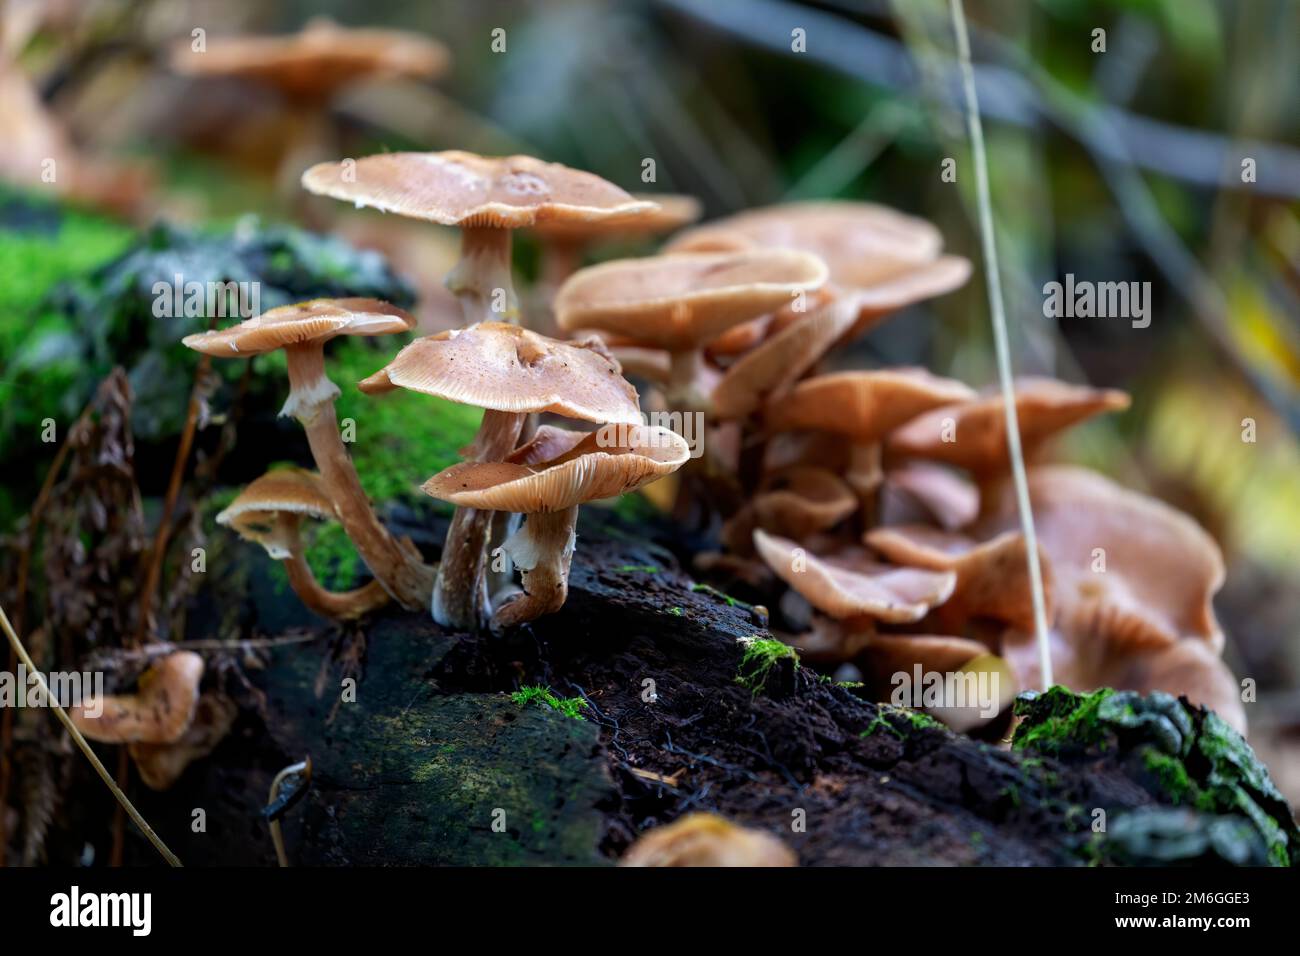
top-left (358, 322), bottom-right (642, 424)
top-left (531, 193), bottom-right (701, 241)
top-left (216, 469), bottom-right (334, 525)
top-left (666, 201), bottom-right (947, 289)
top-left (752, 529), bottom-right (956, 624)
top-left (554, 250), bottom-right (828, 351)
top-left (170, 17), bottom-right (449, 101)
top-left (976, 465), bottom-right (1226, 651)
top-left (301, 151), bottom-right (655, 229)
top-left (182, 298), bottom-right (415, 358)
top-left (422, 424), bottom-right (690, 513)
top-left (764, 369), bottom-right (977, 441)
top-left (886, 377), bottom-right (1131, 476)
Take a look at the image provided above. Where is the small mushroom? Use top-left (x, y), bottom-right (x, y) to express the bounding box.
top-left (878, 462), bottom-right (980, 531)
top-left (621, 812), bottom-right (796, 867)
top-left (128, 693), bottom-right (238, 791)
top-left (864, 525), bottom-right (1053, 634)
top-left (359, 323), bottom-right (643, 628)
top-left (217, 468), bottom-right (391, 621)
top-left (752, 529), bottom-right (955, 625)
top-left (422, 423), bottom-right (690, 628)
top-left (68, 651), bottom-right (204, 745)
top-left (183, 298), bottom-right (432, 609)
top-left (302, 150), bottom-right (656, 327)
top-left (554, 249), bottom-right (828, 410)
top-left (752, 465), bottom-right (858, 540)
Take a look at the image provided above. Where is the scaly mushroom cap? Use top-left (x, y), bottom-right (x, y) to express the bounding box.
top-left (182, 298), bottom-right (414, 358)
top-left (752, 529), bottom-right (956, 624)
top-left (753, 466), bottom-right (858, 540)
top-left (553, 250), bottom-right (829, 352)
top-left (887, 377), bottom-right (1130, 475)
top-left (359, 323), bottom-right (642, 424)
top-left (531, 192), bottom-right (701, 241)
top-left (764, 369), bottom-right (977, 441)
top-left (666, 201), bottom-right (946, 289)
top-left (302, 150), bottom-right (654, 228)
top-left (69, 651), bottom-right (205, 745)
top-left (977, 465), bottom-right (1225, 650)
top-left (621, 813), bottom-right (796, 867)
top-left (422, 424), bottom-right (690, 513)
top-left (878, 462), bottom-right (979, 531)
top-left (710, 294), bottom-right (859, 420)
top-left (170, 17), bottom-right (449, 101)
top-left (865, 525), bottom-right (1052, 634)
top-left (216, 468), bottom-right (334, 560)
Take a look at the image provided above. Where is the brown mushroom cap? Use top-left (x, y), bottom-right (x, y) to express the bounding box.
top-left (530, 192), bottom-right (701, 241)
top-left (977, 465), bottom-right (1225, 650)
top-left (182, 298), bottom-right (414, 358)
top-left (753, 466), bottom-right (858, 539)
top-left (752, 529), bottom-right (956, 624)
top-left (128, 692), bottom-right (238, 791)
top-left (764, 369), bottom-right (978, 441)
top-left (879, 463), bottom-right (979, 531)
top-left (358, 322), bottom-right (642, 425)
top-left (170, 18), bottom-right (450, 101)
top-left (68, 651), bottom-right (205, 745)
top-left (666, 201), bottom-right (946, 289)
top-left (621, 812), bottom-right (796, 867)
top-left (553, 250), bottom-right (829, 351)
top-left (865, 525), bottom-right (1052, 634)
top-left (422, 424), bottom-right (690, 513)
top-left (886, 377), bottom-right (1131, 476)
top-left (302, 150), bottom-right (655, 229)
top-left (216, 468), bottom-right (334, 559)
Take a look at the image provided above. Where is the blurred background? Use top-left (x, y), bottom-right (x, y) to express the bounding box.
top-left (1, 0), bottom-right (1298, 802)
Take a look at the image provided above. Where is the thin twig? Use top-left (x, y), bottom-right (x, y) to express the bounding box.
top-left (0, 600), bottom-right (182, 867)
top-left (948, 0), bottom-right (1053, 687)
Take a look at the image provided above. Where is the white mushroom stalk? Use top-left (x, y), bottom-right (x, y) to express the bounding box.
top-left (447, 227), bottom-right (519, 325)
top-left (492, 507), bottom-right (578, 629)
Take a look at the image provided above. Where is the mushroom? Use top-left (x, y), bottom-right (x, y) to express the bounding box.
top-left (183, 298), bottom-right (432, 609)
top-left (864, 525), bottom-right (1053, 634)
top-left (553, 249), bottom-right (828, 411)
top-left (878, 462), bottom-right (980, 531)
top-left (621, 813), bottom-right (796, 867)
top-left (530, 192), bottom-right (702, 287)
top-left (752, 528), bottom-right (955, 625)
top-left (128, 693), bottom-right (238, 791)
top-left (217, 468), bottom-right (391, 621)
top-left (170, 18), bottom-right (449, 191)
top-left (423, 422), bottom-right (691, 628)
top-left (886, 377), bottom-right (1131, 480)
top-left (358, 322), bottom-right (644, 628)
top-left (975, 466), bottom-right (1244, 732)
top-left (68, 651), bottom-right (204, 745)
top-left (752, 466), bottom-right (858, 540)
top-left (302, 150), bottom-right (657, 327)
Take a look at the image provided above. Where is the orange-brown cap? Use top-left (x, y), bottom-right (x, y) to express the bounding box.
top-left (69, 651), bottom-right (205, 745)
top-left (753, 466), bottom-right (858, 540)
top-left (129, 692), bottom-right (238, 791)
top-left (865, 525), bottom-right (1052, 634)
top-left (170, 17), bottom-right (449, 101)
top-left (621, 813), bottom-right (796, 867)
top-left (752, 529), bottom-right (956, 624)
top-left (553, 250), bottom-right (828, 352)
top-left (302, 150), bottom-right (654, 229)
top-left (977, 465), bottom-right (1225, 651)
top-left (358, 323), bottom-right (642, 424)
top-left (422, 424), bottom-right (690, 513)
top-left (531, 192), bottom-right (701, 242)
top-left (216, 468), bottom-right (335, 559)
top-left (666, 201), bottom-right (945, 289)
top-left (182, 298), bottom-right (414, 358)
top-left (886, 377), bottom-right (1130, 476)
top-left (764, 369), bottom-right (977, 442)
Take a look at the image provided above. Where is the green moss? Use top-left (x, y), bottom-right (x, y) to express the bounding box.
top-left (860, 711), bottom-right (905, 740)
top-left (615, 564), bottom-right (659, 573)
top-left (735, 638), bottom-right (800, 695)
top-left (1011, 686), bottom-right (1117, 754)
top-left (510, 686), bottom-right (589, 721)
top-left (1143, 749), bottom-right (1198, 805)
top-left (667, 606), bottom-right (685, 617)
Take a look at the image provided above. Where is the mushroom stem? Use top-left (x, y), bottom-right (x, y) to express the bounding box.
top-left (284, 344), bottom-right (432, 609)
top-left (540, 239), bottom-right (583, 290)
top-left (447, 226), bottom-right (518, 325)
top-left (666, 348), bottom-right (709, 413)
top-left (433, 408), bottom-right (525, 629)
top-left (276, 514), bottom-right (392, 620)
top-left (490, 506), bottom-right (578, 631)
